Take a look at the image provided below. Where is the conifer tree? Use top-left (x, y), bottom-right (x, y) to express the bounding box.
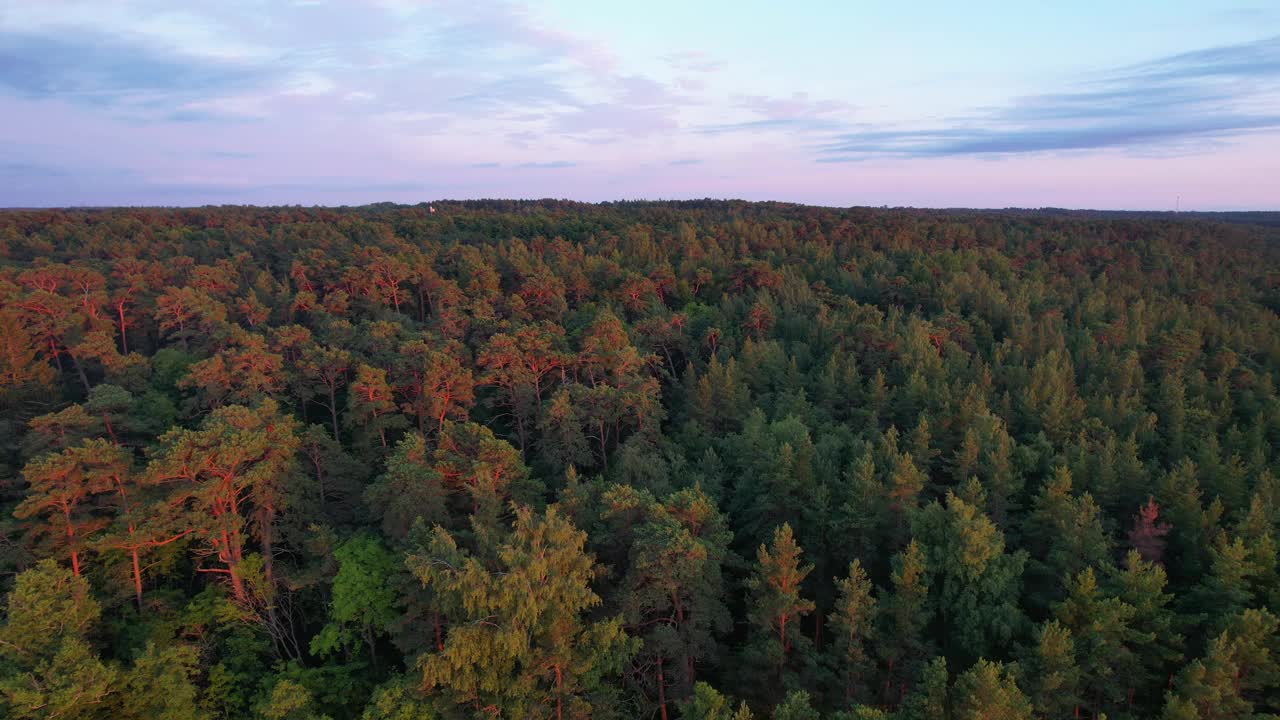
top-left (914, 492), bottom-right (1026, 664)
top-left (1022, 620), bottom-right (1080, 719)
top-left (410, 505), bottom-right (635, 719)
top-left (1025, 466), bottom-right (1110, 609)
top-left (1112, 549), bottom-right (1184, 710)
top-left (896, 657), bottom-right (948, 720)
top-left (0, 560), bottom-right (116, 719)
top-left (1054, 566), bottom-right (1148, 716)
top-left (606, 485), bottom-right (732, 717)
top-left (346, 364), bottom-right (406, 453)
top-left (828, 559), bottom-right (877, 707)
top-left (951, 659), bottom-right (1032, 720)
top-left (14, 438), bottom-right (128, 577)
top-left (878, 540), bottom-right (934, 708)
top-left (743, 523), bottom-right (816, 704)
top-left (145, 401), bottom-right (300, 603)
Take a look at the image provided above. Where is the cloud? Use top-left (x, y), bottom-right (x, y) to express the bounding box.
top-left (669, 158), bottom-right (701, 166)
top-left (698, 92), bottom-right (854, 135)
top-left (1119, 33), bottom-right (1280, 83)
top-left (822, 35), bottom-right (1280, 160)
top-left (662, 51), bottom-right (724, 74)
top-left (517, 161), bottom-right (576, 169)
top-left (0, 161), bottom-right (69, 178)
top-left (0, 30), bottom-right (264, 105)
top-left (0, 0), bottom-right (687, 145)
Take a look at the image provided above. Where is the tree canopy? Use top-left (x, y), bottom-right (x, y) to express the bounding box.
top-left (1, 200), bottom-right (1278, 718)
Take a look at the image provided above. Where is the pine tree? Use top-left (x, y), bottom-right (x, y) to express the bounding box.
top-left (145, 401), bottom-right (300, 603)
top-left (743, 523), bottom-right (816, 704)
top-left (771, 690), bottom-right (819, 720)
top-left (345, 364), bottom-right (407, 454)
top-left (896, 657), bottom-right (948, 720)
top-left (914, 492), bottom-right (1026, 665)
top-left (0, 560), bottom-right (116, 719)
top-left (14, 439), bottom-right (127, 577)
top-left (0, 309), bottom-right (55, 390)
top-left (951, 659), bottom-right (1032, 720)
top-left (363, 433), bottom-right (448, 543)
top-left (606, 485), bottom-right (732, 718)
top-left (1022, 620), bottom-right (1081, 719)
top-left (393, 340), bottom-right (475, 434)
top-left (677, 683), bottom-right (756, 720)
top-left (1112, 549), bottom-right (1184, 710)
top-left (877, 540), bottom-right (934, 708)
top-left (1164, 608), bottom-right (1280, 719)
top-left (828, 559), bottom-right (877, 708)
top-left (410, 505), bottom-right (635, 719)
top-left (1054, 566), bottom-right (1148, 716)
top-left (1025, 466), bottom-right (1110, 610)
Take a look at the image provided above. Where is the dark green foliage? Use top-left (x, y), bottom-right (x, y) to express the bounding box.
top-left (1, 202), bottom-right (1278, 718)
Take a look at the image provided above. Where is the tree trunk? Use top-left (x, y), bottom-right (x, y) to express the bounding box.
top-left (63, 505), bottom-right (81, 577)
top-left (554, 664), bottom-right (563, 720)
top-left (329, 385), bottom-right (341, 442)
top-left (117, 303), bottom-right (129, 354)
top-left (73, 355), bottom-right (92, 393)
top-left (657, 657), bottom-right (669, 720)
top-left (131, 548), bottom-right (144, 609)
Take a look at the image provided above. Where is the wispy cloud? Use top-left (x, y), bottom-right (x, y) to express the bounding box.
top-left (822, 35), bottom-right (1280, 160)
top-left (0, 30), bottom-right (264, 105)
top-left (517, 161), bottom-right (576, 169)
top-left (698, 92), bottom-right (853, 135)
top-left (0, 0), bottom-right (690, 143)
top-left (662, 51), bottom-right (724, 74)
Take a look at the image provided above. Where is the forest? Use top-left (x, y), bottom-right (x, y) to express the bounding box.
top-left (1, 199), bottom-right (1278, 719)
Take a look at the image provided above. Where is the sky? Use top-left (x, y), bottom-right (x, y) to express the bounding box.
top-left (1, 1), bottom-right (1278, 209)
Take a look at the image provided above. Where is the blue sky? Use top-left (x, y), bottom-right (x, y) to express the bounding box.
top-left (1, 1), bottom-right (1277, 209)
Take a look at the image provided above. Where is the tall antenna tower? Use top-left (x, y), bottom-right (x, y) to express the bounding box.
top-left (1176, 195), bottom-right (1180, 213)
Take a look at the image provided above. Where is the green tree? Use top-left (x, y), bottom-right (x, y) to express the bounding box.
top-left (951, 659), bottom-right (1032, 720)
top-left (1025, 466), bottom-right (1110, 610)
top-left (259, 679), bottom-right (333, 720)
top-left (409, 505), bottom-right (635, 719)
top-left (604, 485), bottom-right (732, 717)
top-left (1022, 620), bottom-right (1080, 719)
top-left (113, 643), bottom-right (206, 720)
top-left (742, 523), bottom-right (816, 704)
top-left (1164, 608), bottom-right (1280, 719)
top-left (0, 560), bottom-right (116, 719)
top-left (1054, 566), bottom-right (1148, 716)
top-left (877, 541), bottom-right (934, 707)
top-left (896, 656), bottom-right (948, 720)
top-left (771, 690), bottom-right (819, 720)
top-left (364, 434), bottom-right (448, 543)
top-left (828, 559), bottom-right (877, 708)
top-left (1112, 549), bottom-right (1184, 710)
top-left (360, 676), bottom-right (435, 720)
top-left (311, 534), bottom-right (399, 667)
top-left (914, 493), bottom-right (1026, 665)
